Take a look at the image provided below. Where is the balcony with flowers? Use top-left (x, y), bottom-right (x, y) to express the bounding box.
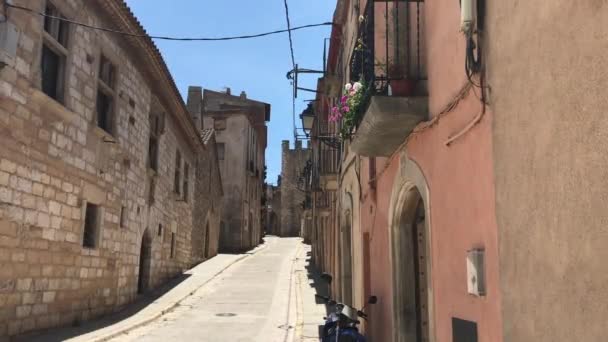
top-left (332, 0), bottom-right (429, 157)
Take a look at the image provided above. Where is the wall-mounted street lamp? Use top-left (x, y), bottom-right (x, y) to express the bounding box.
top-left (300, 103), bottom-right (315, 135)
top-left (299, 103), bottom-right (340, 149)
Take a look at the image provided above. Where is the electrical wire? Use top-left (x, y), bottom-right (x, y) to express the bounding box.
top-left (282, 0), bottom-right (298, 141)
top-left (5, 3), bottom-right (333, 42)
top-left (282, 0), bottom-right (297, 69)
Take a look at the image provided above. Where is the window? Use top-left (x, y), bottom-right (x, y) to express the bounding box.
top-left (148, 177), bottom-right (156, 205)
top-left (83, 203), bottom-right (99, 248)
top-left (217, 143), bottom-right (225, 160)
top-left (213, 118), bottom-right (226, 130)
top-left (170, 232), bottom-right (176, 258)
top-left (96, 55), bottom-right (116, 135)
top-left (120, 206), bottom-right (126, 228)
top-left (41, 3), bottom-right (69, 102)
top-left (174, 150), bottom-right (181, 194)
top-left (157, 224), bottom-right (163, 237)
top-left (183, 162), bottom-right (190, 202)
top-left (148, 112), bottom-right (162, 171)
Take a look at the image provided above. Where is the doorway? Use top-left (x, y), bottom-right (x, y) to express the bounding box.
top-left (138, 228), bottom-right (152, 294)
top-left (392, 186), bottom-right (430, 342)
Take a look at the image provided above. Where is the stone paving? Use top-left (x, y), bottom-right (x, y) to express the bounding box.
top-left (14, 237), bottom-right (329, 342)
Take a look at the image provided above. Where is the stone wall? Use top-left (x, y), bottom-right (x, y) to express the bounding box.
top-left (0, 0), bottom-right (211, 337)
top-left (279, 140), bottom-right (310, 237)
top-left (191, 131), bottom-right (223, 263)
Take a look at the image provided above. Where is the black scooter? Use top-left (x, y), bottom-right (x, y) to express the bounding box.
top-left (316, 273), bottom-right (377, 342)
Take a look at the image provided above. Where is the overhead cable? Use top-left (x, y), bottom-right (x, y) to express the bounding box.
top-left (5, 3), bottom-right (333, 42)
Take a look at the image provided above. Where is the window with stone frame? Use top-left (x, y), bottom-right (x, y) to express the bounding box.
top-left (96, 54), bottom-right (116, 135)
top-left (83, 202), bottom-right (100, 248)
top-left (148, 111), bottom-right (162, 171)
top-left (148, 176), bottom-right (156, 205)
top-left (183, 162), bottom-right (190, 202)
top-left (170, 232), bottom-right (176, 258)
top-left (174, 150), bottom-right (182, 195)
top-left (41, 2), bottom-right (69, 103)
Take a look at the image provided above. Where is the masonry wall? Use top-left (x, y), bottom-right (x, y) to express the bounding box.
top-left (279, 140), bottom-right (310, 237)
top-left (192, 135), bottom-right (223, 262)
top-left (0, 0), bottom-right (204, 337)
top-left (487, 2), bottom-right (608, 341)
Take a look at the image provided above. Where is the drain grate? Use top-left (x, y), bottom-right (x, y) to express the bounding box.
top-left (216, 313), bottom-right (237, 317)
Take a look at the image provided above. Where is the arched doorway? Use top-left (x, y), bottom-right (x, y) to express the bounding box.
top-left (391, 185), bottom-right (431, 342)
top-left (138, 228), bottom-right (153, 294)
top-left (340, 193), bottom-right (354, 305)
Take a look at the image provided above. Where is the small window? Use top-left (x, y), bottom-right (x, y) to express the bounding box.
top-left (174, 150), bottom-right (181, 194)
top-left (148, 112), bottom-right (161, 171)
top-left (120, 206), bottom-right (126, 228)
top-left (213, 118), bottom-right (226, 130)
top-left (217, 143), bottom-right (225, 160)
top-left (41, 3), bottom-right (69, 102)
top-left (157, 224), bottom-right (163, 237)
top-left (148, 177), bottom-right (156, 205)
top-left (83, 203), bottom-right (100, 248)
top-left (170, 232), bottom-right (176, 258)
top-left (96, 55), bottom-right (116, 135)
top-left (44, 3), bottom-right (69, 47)
top-left (183, 162), bottom-right (189, 202)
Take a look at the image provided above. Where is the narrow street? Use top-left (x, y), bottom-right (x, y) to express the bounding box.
top-left (107, 237), bottom-right (324, 342)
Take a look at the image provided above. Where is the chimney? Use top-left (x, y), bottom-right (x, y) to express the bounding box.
top-left (224, 87), bottom-right (231, 95)
top-left (282, 140), bottom-right (290, 152)
top-left (240, 91), bottom-right (247, 99)
top-left (295, 140), bottom-right (302, 150)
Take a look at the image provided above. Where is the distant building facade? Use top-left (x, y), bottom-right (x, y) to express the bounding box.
top-left (188, 87), bottom-right (269, 252)
top-left (0, 0), bottom-right (221, 338)
top-left (264, 183), bottom-right (281, 236)
top-left (279, 140), bottom-right (310, 237)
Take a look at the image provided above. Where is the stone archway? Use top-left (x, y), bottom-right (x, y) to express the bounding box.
top-left (138, 228), bottom-right (153, 294)
top-left (389, 156), bottom-right (435, 342)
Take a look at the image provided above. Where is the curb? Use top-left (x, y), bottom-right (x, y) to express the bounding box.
top-left (90, 242), bottom-right (269, 342)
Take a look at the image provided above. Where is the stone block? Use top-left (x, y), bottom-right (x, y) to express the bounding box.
top-left (48, 201), bottom-right (61, 215)
top-left (22, 292), bottom-right (37, 305)
top-left (32, 183), bottom-right (44, 196)
top-left (0, 219), bottom-right (16, 237)
top-left (0, 171), bottom-right (9, 186)
top-left (42, 291), bottom-right (55, 303)
top-left (37, 213), bottom-right (50, 228)
top-left (0, 159), bottom-right (16, 173)
top-left (16, 306), bottom-right (31, 319)
top-left (32, 304), bottom-right (47, 315)
top-left (15, 278), bottom-right (31, 291)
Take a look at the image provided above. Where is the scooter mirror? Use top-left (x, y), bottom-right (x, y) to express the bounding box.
top-left (320, 273), bottom-right (333, 284)
top-left (368, 296), bottom-right (378, 304)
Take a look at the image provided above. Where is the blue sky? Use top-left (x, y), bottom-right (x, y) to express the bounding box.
top-left (125, 0), bottom-right (336, 184)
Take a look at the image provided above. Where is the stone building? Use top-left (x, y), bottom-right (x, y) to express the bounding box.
top-left (187, 87), bottom-right (269, 253)
top-left (279, 140), bottom-right (310, 237)
top-left (310, 1), bottom-right (608, 342)
top-left (264, 183), bottom-right (281, 236)
top-left (0, 0), bottom-right (221, 337)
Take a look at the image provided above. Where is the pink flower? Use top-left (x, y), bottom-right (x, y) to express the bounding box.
top-left (341, 95), bottom-right (348, 105)
top-left (342, 106), bottom-right (350, 113)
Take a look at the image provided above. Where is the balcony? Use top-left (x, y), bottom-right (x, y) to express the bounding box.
top-left (348, 0), bottom-right (428, 157)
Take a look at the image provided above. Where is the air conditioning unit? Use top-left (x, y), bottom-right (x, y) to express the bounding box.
top-left (466, 248), bottom-right (485, 296)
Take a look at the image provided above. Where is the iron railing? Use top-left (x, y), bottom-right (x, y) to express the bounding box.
top-left (350, 0), bottom-right (425, 95)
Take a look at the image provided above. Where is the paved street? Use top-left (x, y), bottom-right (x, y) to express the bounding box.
top-left (108, 237), bottom-right (324, 342)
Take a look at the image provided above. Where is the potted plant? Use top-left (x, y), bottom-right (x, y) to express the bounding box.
top-left (387, 61), bottom-right (417, 96)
